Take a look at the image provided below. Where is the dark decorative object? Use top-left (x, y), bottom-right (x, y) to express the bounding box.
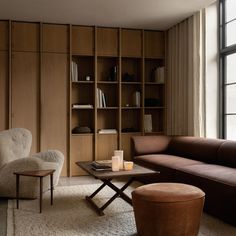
top-left (108, 66), bottom-right (117, 81)
top-left (72, 126), bottom-right (92, 134)
top-left (122, 73), bottom-right (135, 82)
top-left (122, 127), bottom-right (139, 133)
top-left (145, 98), bottom-right (161, 107)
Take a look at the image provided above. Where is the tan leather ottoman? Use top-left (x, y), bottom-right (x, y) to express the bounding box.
top-left (132, 183), bottom-right (205, 236)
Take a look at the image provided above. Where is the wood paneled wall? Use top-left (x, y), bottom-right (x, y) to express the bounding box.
top-left (0, 21), bottom-right (9, 131)
top-left (1, 21), bottom-right (69, 176)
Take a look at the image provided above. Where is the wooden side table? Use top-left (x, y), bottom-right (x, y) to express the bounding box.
top-left (14, 169), bottom-right (55, 213)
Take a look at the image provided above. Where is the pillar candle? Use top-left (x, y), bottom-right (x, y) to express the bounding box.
top-left (114, 150), bottom-right (123, 170)
top-left (112, 156), bottom-right (120, 171)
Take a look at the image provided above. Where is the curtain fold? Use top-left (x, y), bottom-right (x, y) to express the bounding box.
top-left (166, 10), bottom-right (205, 136)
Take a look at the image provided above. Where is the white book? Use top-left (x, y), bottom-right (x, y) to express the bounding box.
top-left (96, 88), bottom-right (100, 108)
top-left (144, 114), bottom-right (152, 132)
top-left (102, 93), bottom-right (106, 108)
top-left (99, 89), bottom-right (103, 108)
top-left (72, 104), bottom-right (93, 108)
top-left (98, 129), bottom-right (117, 134)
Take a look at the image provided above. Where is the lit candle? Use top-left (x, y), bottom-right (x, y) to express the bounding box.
top-left (112, 156), bottom-right (120, 171)
top-left (124, 161), bottom-right (134, 171)
top-left (114, 150), bottom-right (124, 170)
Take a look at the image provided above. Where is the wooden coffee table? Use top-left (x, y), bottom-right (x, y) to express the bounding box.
top-left (76, 161), bottom-right (159, 216)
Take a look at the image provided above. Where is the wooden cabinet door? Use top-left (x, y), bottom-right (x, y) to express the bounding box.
top-left (0, 52), bottom-right (8, 131)
top-left (41, 53), bottom-right (68, 176)
top-left (0, 21), bottom-right (8, 51)
top-left (42, 24), bottom-right (69, 53)
top-left (11, 52), bottom-right (39, 153)
top-left (97, 28), bottom-right (118, 56)
top-left (145, 31), bottom-right (165, 58)
top-left (12, 22), bottom-right (39, 52)
top-left (97, 134), bottom-right (118, 160)
top-left (72, 26), bottom-right (94, 56)
top-left (71, 136), bottom-right (94, 176)
top-left (121, 29), bottom-right (142, 57)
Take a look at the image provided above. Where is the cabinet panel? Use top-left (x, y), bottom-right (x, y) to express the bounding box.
top-left (121, 29), bottom-right (142, 57)
top-left (97, 134), bottom-right (118, 160)
top-left (11, 52), bottom-right (39, 153)
top-left (71, 135), bottom-right (94, 176)
top-left (72, 26), bottom-right (94, 56)
top-left (97, 28), bottom-right (118, 56)
top-left (41, 53), bottom-right (68, 176)
top-left (42, 24), bottom-right (69, 53)
top-left (145, 31), bottom-right (165, 58)
top-left (0, 52), bottom-right (8, 130)
top-left (12, 22), bottom-right (39, 52)
top-left (0, 21), bottom-right (8, 51)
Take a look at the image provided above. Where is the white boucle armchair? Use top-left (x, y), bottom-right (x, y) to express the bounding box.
top-left (0, 128), bottom-right (64, 198)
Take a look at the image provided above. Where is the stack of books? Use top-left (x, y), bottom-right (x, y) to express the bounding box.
top-left (71, 61), bottom-right (78, 82)
top-left (98, 129), bottom-right (117, 134)
top-left (91, 161), bottom-right (112, 171)
top-left (72, 104), bottom-right (93, 109)
top-left (96, 88), bottom-right (107, 108)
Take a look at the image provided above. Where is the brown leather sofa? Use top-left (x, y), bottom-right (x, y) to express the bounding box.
top-left (131, 135), bottom-right (236, 225)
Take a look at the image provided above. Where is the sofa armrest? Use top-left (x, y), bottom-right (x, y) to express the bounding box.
top-left (131, 135), bottom-right (171, 157)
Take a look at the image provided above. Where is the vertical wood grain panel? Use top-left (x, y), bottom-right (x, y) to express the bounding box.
top-left (0, 21), bottom-right (8, 51)
top-left (42, 24), bottom-right (68, 53)
top-left (11, 52), bottom-right (39, 153)
top-left (121, 29), bottom-right (142, 57)
top-left (145, 31), bottom-right (165, 58)
top-left (41, 53), bottom-right (68, 176)
top-left (97, 28), bottom-right (118, 56)
top-left (71, 135), bottom-right (93, 176)
top-left (97, 134), bottom-right (118, 160)
top-left (0, 52), bottom-right (8, 130)
top-left (12, 22), bottom-right (39, 52)
top-left (72, 26), bottom-right (94, 56)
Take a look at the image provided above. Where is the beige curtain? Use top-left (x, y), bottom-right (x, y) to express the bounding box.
top-left (166, 10), bottom-right (205, 136)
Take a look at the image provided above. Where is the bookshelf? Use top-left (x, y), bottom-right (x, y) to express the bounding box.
top-left (70, 27), bottom-right (165, 175)
top-left (0, 20), bottom-right (166, 177)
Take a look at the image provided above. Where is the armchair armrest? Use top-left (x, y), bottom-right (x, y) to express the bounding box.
top-left (131, 135), bottom-right (171, 157)
top-left (0, 157), bottom-right (44, 198)
top-left (32, 150), bottom-right (64, 186)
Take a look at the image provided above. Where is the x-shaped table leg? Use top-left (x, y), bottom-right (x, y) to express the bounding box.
top-left (85, 178), bottom-right (134, 216)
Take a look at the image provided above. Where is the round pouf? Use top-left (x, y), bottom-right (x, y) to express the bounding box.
top-left (132, 183), bottom-right (205, 236)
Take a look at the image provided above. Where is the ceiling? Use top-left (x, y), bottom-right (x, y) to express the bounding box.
top-left (0, 0), bottom-right (216, 30)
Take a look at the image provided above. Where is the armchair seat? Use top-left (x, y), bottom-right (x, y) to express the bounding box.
top-left (0, 128), bottom-right (64, 198)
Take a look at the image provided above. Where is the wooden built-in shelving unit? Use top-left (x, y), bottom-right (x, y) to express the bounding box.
top-left (0, 20), bottom-right (166, 176)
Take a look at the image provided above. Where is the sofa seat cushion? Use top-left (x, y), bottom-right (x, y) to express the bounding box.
top-left (134, 154), bottom-right (204, 170)
top-left (177, 164), bottom-right (236, 186)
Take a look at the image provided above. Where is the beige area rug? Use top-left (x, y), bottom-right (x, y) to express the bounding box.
top-left (7, 183), bottom-right (236, 236)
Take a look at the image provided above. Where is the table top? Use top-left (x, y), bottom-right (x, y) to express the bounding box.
top-left (76, 161), bottom-right (159, 180)
top-left (14, 169), bottom-right (55, 177)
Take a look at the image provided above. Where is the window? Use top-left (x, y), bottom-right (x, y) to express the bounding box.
top-left (220, 0), bottom-right (236, 140)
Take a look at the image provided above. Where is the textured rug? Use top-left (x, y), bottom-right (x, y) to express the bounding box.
top-left (7, 183), bottom-right (236, 236)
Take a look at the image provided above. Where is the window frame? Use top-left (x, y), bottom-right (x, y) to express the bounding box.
top-left (219, 0), bottom-right (236, 139)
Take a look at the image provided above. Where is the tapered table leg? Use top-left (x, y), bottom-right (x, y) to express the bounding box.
top-left (50, 173), bottom-right (53, 205)
top-left (39, 177), bottom-right (43, 213)
top-left (16, 174), bottom-right (20, 209)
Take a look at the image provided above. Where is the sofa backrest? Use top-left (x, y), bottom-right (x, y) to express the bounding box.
top-left (167, 136), bottom-right (225, 163)
top-left (0, 128), bottom-right (32, 169)
top-left (131, 135), bottom-right (171, 156)
top-left (217, 141), bottom-right (236, 168)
